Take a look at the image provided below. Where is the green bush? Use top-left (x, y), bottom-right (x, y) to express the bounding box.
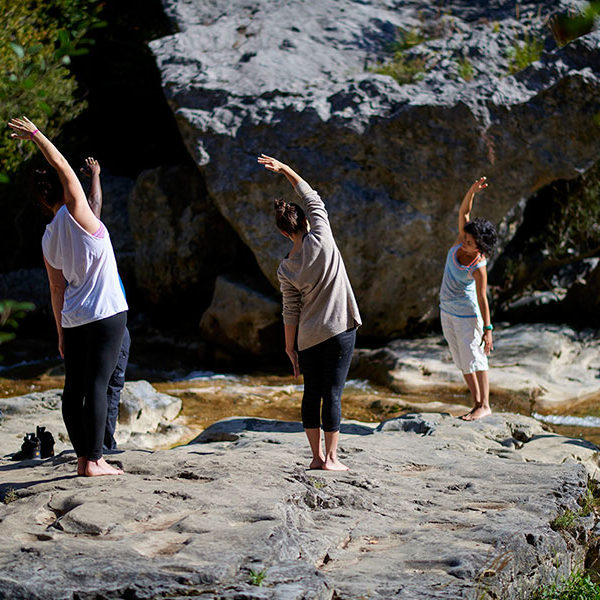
top-left (372, 53), bottom-right (428, 85)
top-left (370, 25), bottom-right (431, 85)
top-left (0, 0), bottom-right (105, 183)
top-left (532, 569), bottom-right (600, 600)
top-left (507, 32), bottom-right (544, 74)
top-left (389, 27), bottom-right (426, 52)
top-left (550, 1), bottom-right (600, 47)
top-left (457, 57), bottom-right (474, 81)
top-left (550, 509), bottom-right (576, 531)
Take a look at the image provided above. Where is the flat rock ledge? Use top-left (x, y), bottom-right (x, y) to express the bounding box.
top-left (0, 381), bottom-right (189, 457)
top-left (1, 412), bottom-right (599, 599)
top-left (353, 324), bottom-right (600, 411)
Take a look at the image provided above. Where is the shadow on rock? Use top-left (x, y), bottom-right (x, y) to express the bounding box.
top-left (190, 417), bottom-right (375, 443)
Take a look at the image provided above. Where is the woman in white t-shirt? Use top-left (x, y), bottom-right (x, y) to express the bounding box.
top-left (9, 116), bottom-right (127, 476)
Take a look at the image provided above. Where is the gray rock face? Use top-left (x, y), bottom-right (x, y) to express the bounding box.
top-left (150, 0), bottom-right (600, 336)
top-left (0, 412), bottom-right (598, 599)
top-left (91, 171), bottom-right (136, 284)
top-left (118, 380), bottom-right (184, 448)
top-left (199, 275), bottom-right (282, 356)
top-left (128, 164), bottom-right (247, 305)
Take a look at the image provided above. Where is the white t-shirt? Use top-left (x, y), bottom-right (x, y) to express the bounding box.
top-left (42, 205), bottom-right (128, 328)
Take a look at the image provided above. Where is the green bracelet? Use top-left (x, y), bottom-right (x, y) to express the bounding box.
top-left (483, 324), bottom-right (494, 331)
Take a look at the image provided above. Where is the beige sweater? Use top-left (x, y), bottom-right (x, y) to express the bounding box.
top-left (276, 180), bottom-right (361, 351)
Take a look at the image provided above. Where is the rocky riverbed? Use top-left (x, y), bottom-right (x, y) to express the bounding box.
top-left (1, 405), bottom-right (600, 599)
top-left (353, 323), bottom-right (600, 412)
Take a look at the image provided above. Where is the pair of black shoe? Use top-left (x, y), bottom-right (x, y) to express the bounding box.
top-left (11, 426), bottom-right (55, 461)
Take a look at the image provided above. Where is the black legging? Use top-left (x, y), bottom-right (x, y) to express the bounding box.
top-left (62, 311), bottom-right (127, 460)
top-left (298, 328), bottom-right (356, 432)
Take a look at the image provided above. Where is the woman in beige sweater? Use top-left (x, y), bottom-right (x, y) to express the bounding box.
top-left (258, 154), bottom-right (361, 471)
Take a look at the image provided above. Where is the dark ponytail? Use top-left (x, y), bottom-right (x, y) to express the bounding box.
top-left (33, 168), bottom-right (63, 213)
top-left (274, 198), bottom-right (306, 235)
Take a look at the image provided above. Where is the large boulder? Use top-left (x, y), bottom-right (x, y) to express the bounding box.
top-left (118, 380), bottom-right (182, 433)
top-left (90, 171), bottom-right (136, 282)
top-left (150, 0), bottom-right (600, 337)
top-left (128, 164), bottom-right (249, 305)
top-left (199, 275), bottom-right (282, 356)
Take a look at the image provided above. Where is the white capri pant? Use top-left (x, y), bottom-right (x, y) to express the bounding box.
top-left (441, 311), bottom-right (488, 374)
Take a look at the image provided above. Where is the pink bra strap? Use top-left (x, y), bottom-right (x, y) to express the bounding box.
top-left (92, 222), bottom-right (105, 239)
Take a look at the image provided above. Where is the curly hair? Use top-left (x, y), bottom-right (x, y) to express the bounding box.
top-left (464, 217), bottom-right (498, 256)
top-left (274, 198), bottom-right (306, 235)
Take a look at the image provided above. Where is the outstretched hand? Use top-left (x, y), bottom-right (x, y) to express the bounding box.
top-left (258, 154), bottom-right (286, 173)
top-left (8, 115), bottom-right (38, 140)
top-left (80, 157), bottom-right (101, 178)
top-left (469, 176), bottom-right (488, 195)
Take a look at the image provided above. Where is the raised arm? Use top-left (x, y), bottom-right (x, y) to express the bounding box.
top-left (8, 116), bottom-right (99, 234)
top-left (81, 157), bottom-right (103, 218)
top-left (455, 176), bottom-right (487, 245)
top-left (257, 154), bottom-right (302, 187)
top-left (258, 154), bottom-right (331, 238)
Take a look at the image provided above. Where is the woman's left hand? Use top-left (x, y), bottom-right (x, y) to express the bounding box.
top-left (481, 330), bottom-right (493, 355)
top-left (258, 154), bottom-right (285, 173)
top-left (8, 116), bottom-right (39, 140)
top-left (469, 176), bottom-right (488, 195)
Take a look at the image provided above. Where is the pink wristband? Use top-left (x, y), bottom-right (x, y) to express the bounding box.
top-left (30, 129), bottom-right (39, 139)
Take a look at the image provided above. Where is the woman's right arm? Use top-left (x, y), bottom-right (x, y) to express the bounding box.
top-left (279, 274), bottom-right (302, 377)
top-left (258, 154), bottom-right (331, 237)
top-left (9, 116), bottom-right (99, 234)
top-left (454, 176), bottom-right (488, 245)
top-left (43, 257), bottom-right (66, 358)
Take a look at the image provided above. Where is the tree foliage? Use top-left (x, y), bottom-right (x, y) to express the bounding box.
top-left (0, 0), bottom-right (105, 182)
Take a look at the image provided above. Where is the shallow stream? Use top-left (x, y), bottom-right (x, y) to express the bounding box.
top-left (2, 360), bottom-right (600, 447)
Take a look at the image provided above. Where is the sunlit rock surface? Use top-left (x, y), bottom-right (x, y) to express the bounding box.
top-left (150, 0), bottom-right (600, 336)
top-left (353, 323), bottom-right (600, 410)
top-left (128, 164), bottom-right (245, 305)
top-left (0, 381), bottom-right (188, 456)
top-left (199, 274), bottom-right (282, 356)
top-left (0, 412), bottom-right (598, 599)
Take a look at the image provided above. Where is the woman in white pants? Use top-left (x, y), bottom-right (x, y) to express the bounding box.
top-left (439, 177), bottom-right (497, 421)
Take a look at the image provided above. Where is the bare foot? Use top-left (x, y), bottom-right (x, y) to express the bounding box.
top-left (322, 458), bottom-right (349, 471)
top-left (85, 457), bottom-right (124, 477)
top-left (469, 406), bottom-right (492, 421)
top-left (459, 404), bottom-right (483, 421)
top-left (77, 457), bottom-right (87, 476)
top-left (309, 456), bottom-right (325, 469)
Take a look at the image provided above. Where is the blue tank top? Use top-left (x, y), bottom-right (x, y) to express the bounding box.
top-left (439, 244), bottom-right (486, 318)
